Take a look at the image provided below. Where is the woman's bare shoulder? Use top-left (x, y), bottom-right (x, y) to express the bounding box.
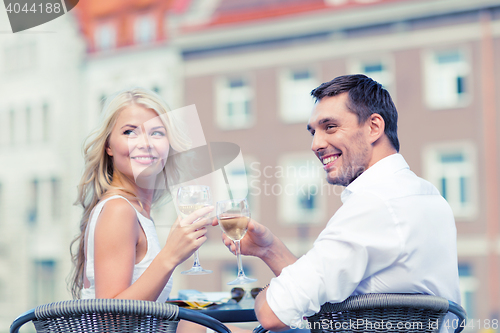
top-left (95, 197), bottom-right (138, 232)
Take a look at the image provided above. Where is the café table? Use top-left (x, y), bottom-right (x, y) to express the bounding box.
top-left (168, 291), bottom-right (258, 323)
top-left (202, 307), bottom-right (257, 323)
top-left (169, 291), bottom-right (310, 332)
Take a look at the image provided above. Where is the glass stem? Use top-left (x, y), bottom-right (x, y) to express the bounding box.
top-left (192, 216), bottom-right (202, 269)
top-left (235, 240), bottom-right (245, 278)
top-left (192, 249), bottom-right (201, 268)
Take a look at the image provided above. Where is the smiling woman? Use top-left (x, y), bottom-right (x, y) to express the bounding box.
top-left (105, 105), bottom-right (172, 188)
top-left (68, 88), bottom-right (214, 332)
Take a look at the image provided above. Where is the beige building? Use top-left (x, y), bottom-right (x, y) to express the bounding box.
top-left (0, 10), bottom-right (85, 330)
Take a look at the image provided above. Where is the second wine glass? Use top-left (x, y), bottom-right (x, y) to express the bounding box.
top-left (217, 198), bottom-right (257, 285)
top-left (177, 185), bottom-right (213, 275)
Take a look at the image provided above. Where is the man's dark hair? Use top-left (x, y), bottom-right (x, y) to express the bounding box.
top-left (311, 74), bottom-right (399, 152)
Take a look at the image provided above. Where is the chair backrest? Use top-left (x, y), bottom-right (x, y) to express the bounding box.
top-left (10, 299), bottom-right (231, 333)
top-left (253, 293), bottom-right (467, 333)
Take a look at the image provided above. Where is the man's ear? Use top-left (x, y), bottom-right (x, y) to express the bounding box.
top-left (367, 113), bottom-right (385, 144)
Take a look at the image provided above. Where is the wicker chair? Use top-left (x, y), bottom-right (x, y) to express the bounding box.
top-left (253, 293), bottom-right (467, 333)
top-left (10, 299), bottom-right (231, 333)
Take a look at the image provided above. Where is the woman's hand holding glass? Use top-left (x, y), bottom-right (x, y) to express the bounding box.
top-left (161, 206), bottom-right (213, 268)
top-left (176, 185), bottom-right (213, 275)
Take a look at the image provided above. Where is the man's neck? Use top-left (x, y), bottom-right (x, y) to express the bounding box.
top-left (367, 136), bottom-right (398, 169)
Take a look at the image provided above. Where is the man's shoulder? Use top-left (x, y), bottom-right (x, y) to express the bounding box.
top-left (359, 168), bottom-right (441, 201)
top-left (332, 190), bottom-right (394, 226)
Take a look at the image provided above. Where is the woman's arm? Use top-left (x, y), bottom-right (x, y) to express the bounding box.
top-left (93, 199), bottom-right (212, 300)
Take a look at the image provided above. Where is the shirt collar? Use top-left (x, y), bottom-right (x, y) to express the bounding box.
top-left (340, 153), bottom-right (409, 203)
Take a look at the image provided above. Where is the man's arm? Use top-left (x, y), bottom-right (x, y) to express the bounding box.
top-left (213, 218), bottom-right (299, 329)
top-left (257, 233), bottom-right (298, 276)
top-left (254, 288), bottom-right (289, 332)
top-left (214, 218), bottom-right (297, 276)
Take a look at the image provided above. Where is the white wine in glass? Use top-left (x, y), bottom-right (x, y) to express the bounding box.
top-left (217, 198), bottom-right (257, 285)
top-left (178, 204), bottom-right (211, 217)
top-left (177, 185), bottom-right (213, 275)
top-left (219, 215), bottom-right (248, 241)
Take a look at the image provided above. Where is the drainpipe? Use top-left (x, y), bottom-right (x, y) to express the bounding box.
top-left (480, 9), bottom-right (499, 320)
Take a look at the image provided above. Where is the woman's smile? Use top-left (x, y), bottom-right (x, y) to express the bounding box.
top-left (131, 155), bottom-right (159, 165)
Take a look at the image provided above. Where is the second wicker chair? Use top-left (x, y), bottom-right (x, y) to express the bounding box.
top-left (253, 293), bottom-right (466, 333)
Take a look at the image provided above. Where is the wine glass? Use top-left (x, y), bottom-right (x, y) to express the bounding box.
top-left (216, 198), bottom-right (257, 285)
top-left (177, 185), bottom-right (213, 275)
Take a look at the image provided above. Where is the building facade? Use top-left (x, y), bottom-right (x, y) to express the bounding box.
top-left (171, 0), bottom-right (500, 325)
top-left (0, 10), bottom-right (85, 329)
top-left (0, 0), bottom-right (499, 330)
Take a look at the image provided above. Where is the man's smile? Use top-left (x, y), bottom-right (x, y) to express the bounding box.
top-left (320, 153), bottom-right (341, 170)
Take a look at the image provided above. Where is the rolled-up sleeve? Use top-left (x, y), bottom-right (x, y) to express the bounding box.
top-left (266, 192), bottom-right (402, 326)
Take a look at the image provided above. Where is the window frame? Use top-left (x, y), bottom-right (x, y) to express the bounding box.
top-left (348, 54), bottom-right (396, 98)
top-left (33, 259), bottom-right (57, 305)
top-left (277, 153), bottom-right (325, 225)
top-left (279, 66), bottom-right (319, 124)
top-left (94, 21), bottom-right (117, 51)
top-left (422, 141), bottom-right (478, 220)
top-left (422, 47), bottom-right (472, 110)
top-left (215, 74), bottom-right (255, 130)
top-left (458, 263), bottom-right (478, 320)
top-left (134, 14), bottom-right (157, 44)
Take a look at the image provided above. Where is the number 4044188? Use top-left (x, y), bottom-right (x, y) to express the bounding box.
top-left (6, 2), bottom-right (62, 14)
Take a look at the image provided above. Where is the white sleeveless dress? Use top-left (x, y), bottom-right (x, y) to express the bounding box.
top-left (81, 195), bottom-right (173, 302)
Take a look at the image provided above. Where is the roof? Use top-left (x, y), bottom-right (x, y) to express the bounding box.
top-left (73, 0), bottom-right (175, 53)
top-left (175, 0), bottom-right (410, 32)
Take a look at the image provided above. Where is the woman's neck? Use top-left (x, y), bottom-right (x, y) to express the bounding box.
top-left (108, 173), bottom-right (154, 214)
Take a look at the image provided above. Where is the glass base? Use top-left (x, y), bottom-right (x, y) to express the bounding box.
top-left (227, 276), bottom-right (257, 285)
top-left (181, 266), bottom-right (213, 275)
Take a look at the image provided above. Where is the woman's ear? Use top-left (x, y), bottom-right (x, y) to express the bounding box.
top-left (106, 144), bottom-right (113, 156)
top-left (368, 113), bottom-right (385, 144)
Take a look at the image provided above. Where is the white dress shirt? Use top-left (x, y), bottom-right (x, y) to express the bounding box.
top-left (266, 153), bottom-right (461, 327)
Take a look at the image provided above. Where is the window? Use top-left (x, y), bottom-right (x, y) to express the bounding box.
top-left (215, 157), bottom-right (259, 220)
top-left (0, 111), bottom-right (7, 145)
top-left (278, 154), bottom-right (325, 224)
top-left (424, 49), bottom-right (470, 109)
top-left (33, 260), bottom-right (56, 304)
top-left (0, 183), bottom-right (3, 226)
top-left (0, 279), bottom-right (5, 300)
top-left (51, 178), bottom-right (60, 219)
top-left (458, 264), bottom-right (477, 319)
top-left (216, 76), bottom-right (254, 130)
top-left (42, 103), bottom-right (49, 142)
top-left (152, 86), bottom-right (161, 94)
top-left (28, 179), bottom-right (38, 225)
top-left (423, 143), bottom-right (477, 219)
top-left (134, 15), bottom-right (156, 44)
top-left (326, 0), bottom-right (382, 6)
top-left (94, 23), bottom-right (116, 51)
top-left (98, 94), bottom-right (107, 112)
top-left (4, 42), bottom-right (36, 74)
top-left (349, 57), bottom-right (394, 94)
top-left (25, 106), bottom-right (31, 143)
top-left (279, 68), bottom-right (318, 123)
top-left (9, 109), bottom-right (15, 144)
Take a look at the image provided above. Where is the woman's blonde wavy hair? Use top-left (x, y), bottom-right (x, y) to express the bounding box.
top-left (69, 88), bottom-right (190, 299)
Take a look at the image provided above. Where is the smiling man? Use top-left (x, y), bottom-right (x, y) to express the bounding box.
top-left (307, 76), bottom-right (399, 187)
top-left (220, 74), bottom-right (461, 332)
